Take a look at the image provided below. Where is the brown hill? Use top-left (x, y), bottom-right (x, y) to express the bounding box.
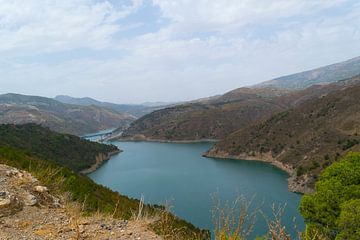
top-left (118, 79), bottom-right (355, 142)
top-left (205, 76), bottom-right (360, 193)
top-left (0, 93), bottom-right (135, 135)
top-left (119, 88), bottom-right (290, 141)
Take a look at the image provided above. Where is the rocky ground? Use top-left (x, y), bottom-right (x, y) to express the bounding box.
top-left (0, 164), bottom-right (161, 240)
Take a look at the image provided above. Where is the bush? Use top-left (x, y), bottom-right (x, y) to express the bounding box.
top-left (300, 152), bottom-right (360, 239)
top-left (296, 166), bottom-right (306, 176)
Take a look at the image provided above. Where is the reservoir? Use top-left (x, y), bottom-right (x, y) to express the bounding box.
top-left (89, 141), bottom-right (304, 238)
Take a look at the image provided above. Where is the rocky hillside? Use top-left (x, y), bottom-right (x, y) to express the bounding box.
top-left (118, 88), bottom-right (290, 141)
top-left (205, 76), bottom-right (360, 193)
top-left (0, 93), bottom-right (135, 135)
top-left (117, 78), bottom-right (356, 142)
top-left (0, 164), bottom-right (161, 240)
top-left (256, 56), bottom-right (360, 89)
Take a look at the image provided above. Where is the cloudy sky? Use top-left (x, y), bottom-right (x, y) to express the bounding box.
top-left (0, 0), bottom-right (360, 103)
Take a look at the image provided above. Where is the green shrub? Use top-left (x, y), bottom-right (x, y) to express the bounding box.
top-left (300, 152), bottom-right (360, 239)
top-left (296, 166), bottom-right (306, 176)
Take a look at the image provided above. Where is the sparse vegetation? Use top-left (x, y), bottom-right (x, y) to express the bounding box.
top-left (209, 80), bottom-right (360, 191)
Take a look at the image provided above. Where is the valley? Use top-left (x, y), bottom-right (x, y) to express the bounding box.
top-left (1, 56), bottom-right (360, 240)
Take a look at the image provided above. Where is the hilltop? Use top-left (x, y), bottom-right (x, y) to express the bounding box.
top-left (205, 75), bottom-right (360, 193)
top-left (256, 56), bottom-right (360, 89)
top-left (0, 93), bottom-right (135, 135)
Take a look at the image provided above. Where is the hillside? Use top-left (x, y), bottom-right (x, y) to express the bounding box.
top-left (0, 124), bottom-right (119, 172)
top-left (0, 93), bottom-right (135, 135)
top-left (0, 126), bottom-right (209, 239)
top-left (0, 164), bottom-right (162, 239)
top-left (205, 76), bottom-right (360, 193)
top-left (256, 56), bottom-right (360, 89)
top-left (55, 95), bottom-right (170, 118)
top-left (117, 88), bottom-right (290, 141)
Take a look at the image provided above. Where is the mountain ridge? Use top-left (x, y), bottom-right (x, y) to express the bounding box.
top-left (54, 95), bottom-right (172, 118)
top-left (255, 56), bottom-right (360, 89)
top-left (0, 93), bottom-right (135, 135)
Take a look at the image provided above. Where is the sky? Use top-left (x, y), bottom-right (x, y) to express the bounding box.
top-left (0, 0), bottom-right (360, 104)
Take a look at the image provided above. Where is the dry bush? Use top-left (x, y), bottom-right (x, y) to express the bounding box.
top-left (212, 194), bottom-right (258, 240)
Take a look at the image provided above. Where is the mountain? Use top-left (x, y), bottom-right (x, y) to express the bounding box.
top-left (116, 83), bottom-right (348, 141)
top-left (256, 56), bottom-right (360, 89)
top-left (205, 75), bottom-right (360, 193)
top-left (0, 93), bottom-right (135, 136)
top-left (117, 57), bottom-right (360, 142)
top-left (117, 87), bottom-right (291, 141)
top-left (55, 95), bottom-right (170, 118)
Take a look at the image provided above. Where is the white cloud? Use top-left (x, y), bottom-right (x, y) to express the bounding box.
top-left (151, 0), bottom-right (347, 35)
top-left (0, 0), bottom-right (142, 54)
top-left (0, 0), bottom-right (360, 103)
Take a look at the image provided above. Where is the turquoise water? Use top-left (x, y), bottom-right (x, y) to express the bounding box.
top-left (89, 141), bottom-right (304, 238)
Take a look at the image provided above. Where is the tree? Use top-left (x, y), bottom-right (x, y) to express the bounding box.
top-left (299, 152), bottom-right (360, 239)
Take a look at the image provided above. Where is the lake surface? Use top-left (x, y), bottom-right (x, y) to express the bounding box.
top-left (89, 141), bottom-right (304, 238)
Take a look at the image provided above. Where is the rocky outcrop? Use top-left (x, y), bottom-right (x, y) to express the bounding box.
top-left (0, 164), bottom-right (161, 240)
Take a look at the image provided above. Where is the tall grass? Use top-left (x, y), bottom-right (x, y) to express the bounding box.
top-left (212, 196), bottom-right (326, 240)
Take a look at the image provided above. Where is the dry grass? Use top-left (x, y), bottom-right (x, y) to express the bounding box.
top-left (212, 197), bottom-right (329, 240)
top-left (212, 194), bottom-right (258, 240)
top-left (262, 204), bottom-right (292, 240)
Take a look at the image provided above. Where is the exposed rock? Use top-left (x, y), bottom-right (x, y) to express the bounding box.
top-left (0, 197), bottom-right (11, 208)
top-left (34, 186), bottom-right (48, 193)
top-left (24, 193), bottom-right (37, 206)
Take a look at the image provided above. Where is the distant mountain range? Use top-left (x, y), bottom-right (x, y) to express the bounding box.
top-left (0, 93), bottom-right (135, 135)
top-left (54, 95), bottom-right (172, 118)
top-left (255, 56), bottom-right (360, 89)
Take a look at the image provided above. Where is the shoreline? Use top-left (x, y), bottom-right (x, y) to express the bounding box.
top-left (80, 150), bottom-right (121, 174)
top-left (109, 137), bottom-right (219, 144)
top-left (204, 149), bottom-right (313, 194)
